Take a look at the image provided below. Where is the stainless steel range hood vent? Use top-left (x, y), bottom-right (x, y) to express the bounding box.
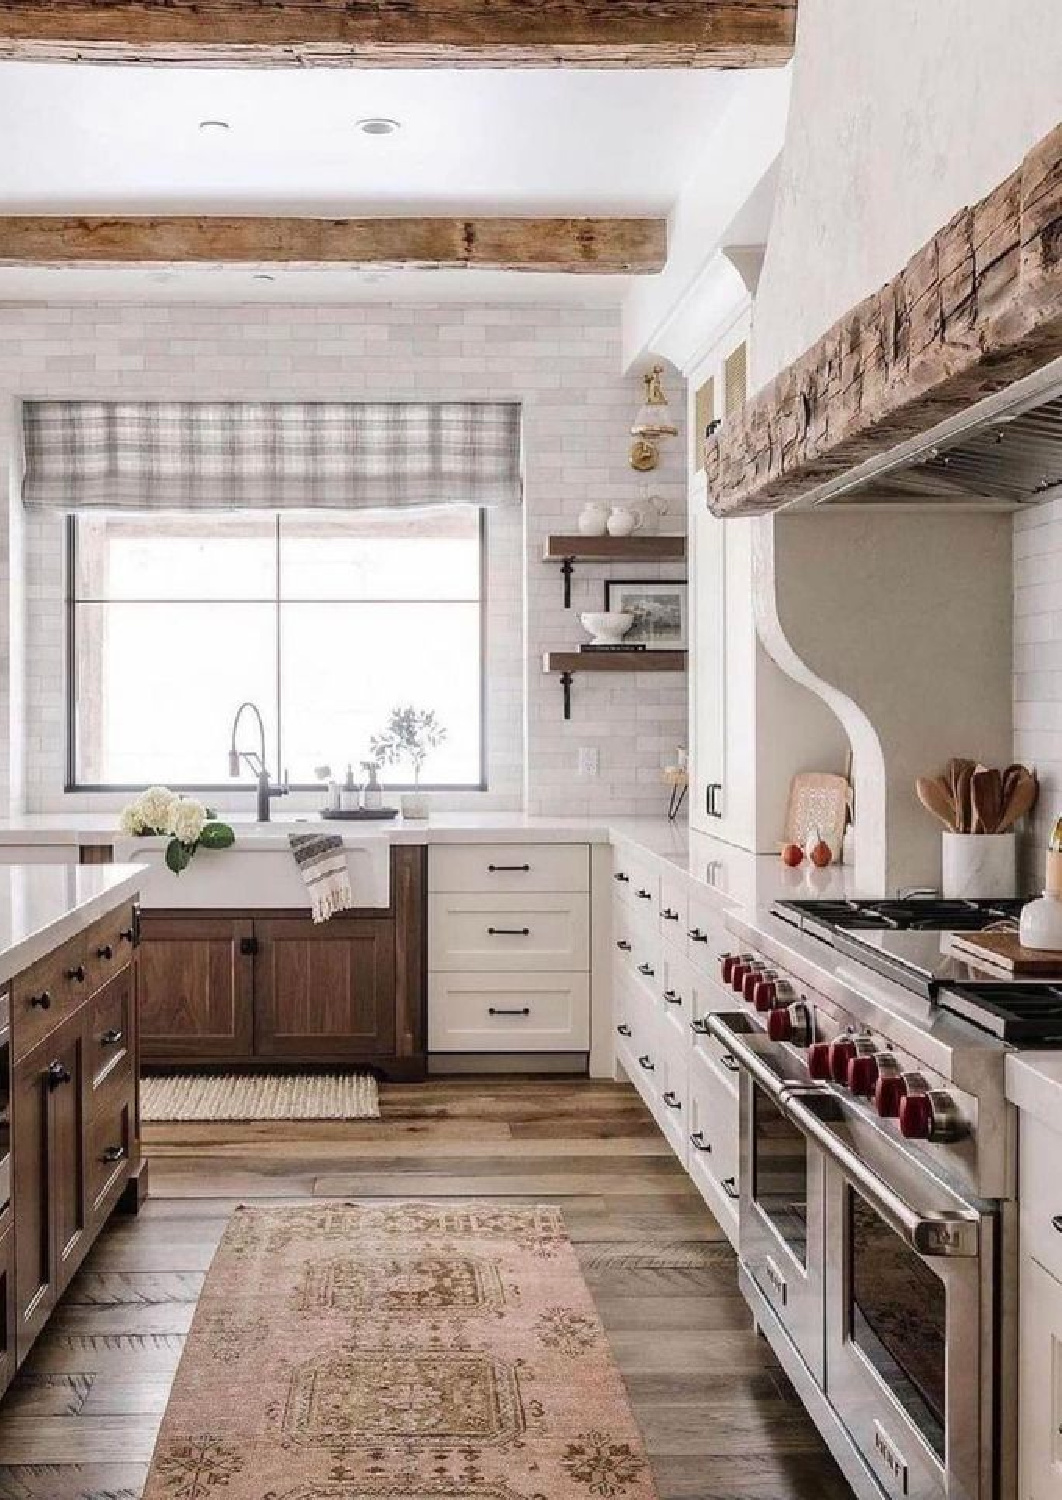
top-left (796, 356), bottom-right (1062, 511)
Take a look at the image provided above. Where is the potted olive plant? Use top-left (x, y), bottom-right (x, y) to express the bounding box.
top-left (371, 706), bottom-right (447, 820)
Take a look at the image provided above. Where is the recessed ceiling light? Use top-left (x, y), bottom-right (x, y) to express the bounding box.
top-left (356, 117), bottom-right (401, 136)
top-left (198, 118), bottom-right (231, 133)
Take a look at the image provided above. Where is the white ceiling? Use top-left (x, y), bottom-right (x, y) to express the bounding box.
top-left (0, 62), bottom-right (734, 305)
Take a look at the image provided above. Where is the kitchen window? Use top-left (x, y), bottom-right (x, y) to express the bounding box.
top-left (66, 509), bottom-right (485, 791)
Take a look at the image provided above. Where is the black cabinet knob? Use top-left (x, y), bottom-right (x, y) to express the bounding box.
top-left (637, 962), bottom-right (655, 977)
top-left (46, 1060), bottom-right (72, 1089)
top-left (637, 889), bottom-right (652, 901)
top-left (96, 944), bottom-right (114, 961)
top-left (614, 872), bottom-right (629, 884)
top-left (119, 927), bottom-right (135, 943)
top-left (65, 965), bottom-right (86, 984)
top-left (664, 990), bottom-right (682, 1006)
top-left (616, 940), bottom-right (631, 952)
top-left (688, 928), bottom-right (709, 944)
top-left (722, 1176), bottom-right (739, 1201)
top-left (638, 1054), bottom-right (655, 1072)
top-left (1052, 1215), bottom-right (1062, 1235)
top-left (100, 1028), bottom-right (124, 1047)
top-left (30, 990), bottom-right (51, 1010)
top-left (100, 1145), bottom-right (127, 1164)
top-left (690, 1131), bottom-right (712, 1154)
top-left (662, 908), bottom-right (680, 921)
top-left (616, 1023), bottom-right (632, 1038)
top-left (662, 1090), bottom-right (682, 1110)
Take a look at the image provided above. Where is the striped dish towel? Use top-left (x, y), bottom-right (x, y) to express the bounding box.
top-left (288, 832), bottom-right (353, 924)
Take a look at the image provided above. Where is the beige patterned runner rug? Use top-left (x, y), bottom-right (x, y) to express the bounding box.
top-left (143, 1202), bottom-right (659, 1500)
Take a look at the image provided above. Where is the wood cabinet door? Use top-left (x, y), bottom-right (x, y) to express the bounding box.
top-left (13, 1044), bottom-right (54, 1361)
top-left (0, 1227), bottom-right (16, 1399)
top-left (254, 917), bottom-right (396, 1061)
top-left (49, 1026), bottom-right (88, 1291)
top-left (138, 915), bottom-right (255, 1062)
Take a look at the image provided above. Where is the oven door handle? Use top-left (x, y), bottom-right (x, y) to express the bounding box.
top-left (705, 1012), bottom-right (788, 1103)
top-left (784, 1094), bottom-right (980, 1259)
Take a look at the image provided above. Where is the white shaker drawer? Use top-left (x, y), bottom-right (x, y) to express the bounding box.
top-left (430, 844), bottom-right (589, 894)
top-left (1020, 1114), bottom-right (1062, 1286)
top-left (429, 893), bottom-right (589, 972)
top-left (429, 973), bottom-right (590, 1051)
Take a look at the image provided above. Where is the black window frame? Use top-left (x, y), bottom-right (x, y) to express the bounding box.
top-left (64, 510), bottom-right (489, 794)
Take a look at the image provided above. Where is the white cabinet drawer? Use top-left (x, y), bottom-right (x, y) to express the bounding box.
top-left (1019, 1254), bottom-right (1062, 1499)
top-left (429, 973), bottom-right (590, 1052)
top-left (1020, 1114), bottom-right (1062, 1286)
top-left (430, 843), bottom-right (589, 894)
top-left (687, 1046), bottom-right (740, 1244)
top-left (430, 893), bottom-right (589, 972)
top-left (654, 1029), bottom-right (689, 1167)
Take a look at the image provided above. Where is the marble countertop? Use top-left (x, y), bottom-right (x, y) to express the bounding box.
top-left (0, 863), bottom-right (142, 985)
top-left (1005, 1053), bottom-right (1062, 1131)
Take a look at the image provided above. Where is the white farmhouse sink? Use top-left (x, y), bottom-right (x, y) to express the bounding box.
top-left (114, 825), bottom-right (392, 910)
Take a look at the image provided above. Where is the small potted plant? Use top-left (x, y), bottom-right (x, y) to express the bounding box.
top-left (371, 706), bottom-right (447, 821)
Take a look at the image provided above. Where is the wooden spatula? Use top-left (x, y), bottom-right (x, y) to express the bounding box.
top-left (916, 776), bottom-right (957, 831)
top-left (999, 769), bottom-right (1039, 831)
top-left (970, 768), bottom-right (1004, 834)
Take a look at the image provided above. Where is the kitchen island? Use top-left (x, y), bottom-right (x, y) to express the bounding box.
top-left (0, 861), bottom-right (144, 1399)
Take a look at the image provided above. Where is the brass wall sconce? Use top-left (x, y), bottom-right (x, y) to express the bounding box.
top-left (629, 364), bottom-right (678, 472)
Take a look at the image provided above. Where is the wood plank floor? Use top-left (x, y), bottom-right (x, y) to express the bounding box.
top-left (0, 1079), bottom-right (855, 1500)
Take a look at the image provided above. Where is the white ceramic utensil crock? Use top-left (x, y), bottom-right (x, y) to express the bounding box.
top-left (941, 831), bottom-right (1017, 900)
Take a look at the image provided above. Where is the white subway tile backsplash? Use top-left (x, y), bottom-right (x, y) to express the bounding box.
top-left (1015, 503), bottom-right (1062, 875)
top-left (0, 300), bottom-right (687, 818)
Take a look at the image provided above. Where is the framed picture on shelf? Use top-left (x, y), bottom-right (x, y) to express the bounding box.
top-left (604, 579), bottom-right (688, 650)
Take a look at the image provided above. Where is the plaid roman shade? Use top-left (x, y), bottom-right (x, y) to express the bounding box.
top-left (21, 400), bottom-right (523, 511)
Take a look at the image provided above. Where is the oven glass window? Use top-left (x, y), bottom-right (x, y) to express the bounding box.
top-left (751, 1084), bottom-right (808, 1266)
top-left (848, 1187), bottom-right (946, 1461)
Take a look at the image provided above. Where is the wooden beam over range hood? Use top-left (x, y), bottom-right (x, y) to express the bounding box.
top-left (704, 120), bottom-right (1062, 517)
top-left (0, 1), bottom-right (797, 67)
top-left (0, 216), bottom-right (668, 275)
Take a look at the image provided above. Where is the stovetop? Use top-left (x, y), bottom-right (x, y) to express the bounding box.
top-left (770, 896), bottom-right (1062, 1045)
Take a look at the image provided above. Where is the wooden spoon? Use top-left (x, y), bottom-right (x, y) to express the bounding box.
top-left (954, 762), bottom-right (976, 834)
top-left (916, 776), bottom-right (957, 831)
top-left (998, 768), bottom-right (1039, 831)
top-left (970, 767), bottom-right (1003, 834)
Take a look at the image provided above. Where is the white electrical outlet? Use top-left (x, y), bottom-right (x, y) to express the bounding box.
top-left (578, 747), bottom-right (600, 779)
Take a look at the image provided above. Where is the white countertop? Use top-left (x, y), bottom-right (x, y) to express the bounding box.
top-left (1005, 1053), bottom-right (1062, 1132)
top-left (0, 863), bottom-right (142, 985)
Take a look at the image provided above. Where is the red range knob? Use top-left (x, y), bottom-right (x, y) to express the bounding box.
top-left (767, 1007), bottom-right (793, 1043)
top-left (848, 1054), bottom-right (880, 1097)
top-left (753, 978), bottom-right (778, 1012)
top-left (829, 1037), bottom-right (857, 1086)
top-left (720, 954), bottom-right (738, 983)
top-left (898, 1093), bottom-right (934, 1140)
top-left (731, 961), bottom-right (754, 993)
top-left (807, 1042), bottom-right (832, 1080)
top-left (875, 1074), bottom-right (906, 1119)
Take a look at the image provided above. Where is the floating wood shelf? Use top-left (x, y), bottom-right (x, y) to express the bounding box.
top-left (543, 649), bottom-right (687, 718)
top-left (543, 534), bottom-right (687, 608)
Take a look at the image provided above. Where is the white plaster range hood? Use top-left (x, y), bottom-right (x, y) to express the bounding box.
top-left (796, 355), bottom-right (1062, 512)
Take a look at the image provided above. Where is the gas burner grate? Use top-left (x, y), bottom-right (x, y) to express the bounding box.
top-left (773, 897), bottom-right (1024, 935)
top-left (936, 982), bottom-right (1062, 1044)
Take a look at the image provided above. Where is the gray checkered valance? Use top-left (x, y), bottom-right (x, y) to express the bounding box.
top-left (21, 400), bottom-right (523, 511)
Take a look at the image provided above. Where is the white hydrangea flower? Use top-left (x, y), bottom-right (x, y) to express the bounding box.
top-left (118, 802), bottom-right (146, 836)
top-left (136, 785), bottom-right (178, 834)
top-left (169, 798), bottom-right (208, 845)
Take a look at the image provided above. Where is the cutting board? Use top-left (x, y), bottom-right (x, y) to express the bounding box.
top-left (783, 772), bottom-right (850, 852)
top-left (947, 930), bottom-right (1062, 976)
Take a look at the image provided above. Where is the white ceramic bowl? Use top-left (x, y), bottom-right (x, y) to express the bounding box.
top-left (580, 611), bottom-right (634, 646)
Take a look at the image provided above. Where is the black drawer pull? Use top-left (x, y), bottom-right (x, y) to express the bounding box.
top-left (638, 1054), bottom-right (655, 1072)
top-left (616, 940), bottom-right (631, 952)
top-left (65, 964), bottom-right (86, 984)
top-left (616, 1023), bottom-right (632, 1038)
top-left (100, 1028), bottom-right (124, 1047)
top-left (614, 872), bottom-right (629, 883)
top-left (487, 926), bottom-right (530, 937)
top-left (100, 1145), bottom-right (127, 1164)
top-left (688, 928), bottom-right (709, 944)
top-left (662, 1090), bottom-right (682, 1111)
top-left (96, 944), bottom-right (114, 961)
top-left (488, 863), bottom-right (530, 873)
top-left (488, 1006), bottom-right (531, 1018)
top-left (1052, 1215), bottom-right (1062, 1235)
top-left (637, 962), bottom-right (655, 977)
top-left (722, 1176), bottom-right (739, 1201)
top-left (690, 1016), bottom-right (710, 1034)
top-left (690, 1131), bottom-right (712, 1154)
top-left (636, 889), bottom-right (652, 901)
top-left (664, 990), bottom-right (682, 1006)
top-left (720, 1053), bottom-right (740, 1074)
top-left (30, 990), bottom-right (52, 1011)
top-left (46, 1060), bottom-right (71, 1089)
top-left (119, 927), bottom-right (135, 943)
top-left (662, 908), bottom-right (680, 922)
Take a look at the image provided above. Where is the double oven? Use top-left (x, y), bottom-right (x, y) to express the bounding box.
top-left (709, 993), bottom-right (1004, 1500)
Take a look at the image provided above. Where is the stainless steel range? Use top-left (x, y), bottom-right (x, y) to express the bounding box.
top-left (706, 896), bottom-right (1046, 1500)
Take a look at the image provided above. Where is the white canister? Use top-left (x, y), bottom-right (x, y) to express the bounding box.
top-left (577, 502), bottom-right (609, 536)
top-left (941, 832), bottom-right (1017, 900)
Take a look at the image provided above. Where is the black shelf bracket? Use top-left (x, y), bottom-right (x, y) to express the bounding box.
top-left (560, 670), bottom-right (574, 720)
top-left (560, 557), bottom-right (575, 609)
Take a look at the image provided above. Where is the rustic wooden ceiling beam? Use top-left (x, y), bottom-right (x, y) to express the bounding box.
top-left (704, 120), bottom-right (1062, 517)
top-left (0, 2), bottom-right (797, 67)
top-left (0, 215), bottom-right (668, 274)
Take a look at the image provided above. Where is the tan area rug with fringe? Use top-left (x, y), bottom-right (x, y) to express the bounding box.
top-left (141, 1070), bottom-right (380, 1122)
top-left (142, 1202), bottom-right (659, 1500)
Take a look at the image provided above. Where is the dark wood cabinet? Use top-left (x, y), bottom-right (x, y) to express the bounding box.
top-left (9, 905), bottom-right (143, 1382)
top-left (255, 917), bottom-right (396, 1061)
top-left (138, 916), bottom-right (254, 1064)
top-left (136, 845), bottom-right (427, 1077)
